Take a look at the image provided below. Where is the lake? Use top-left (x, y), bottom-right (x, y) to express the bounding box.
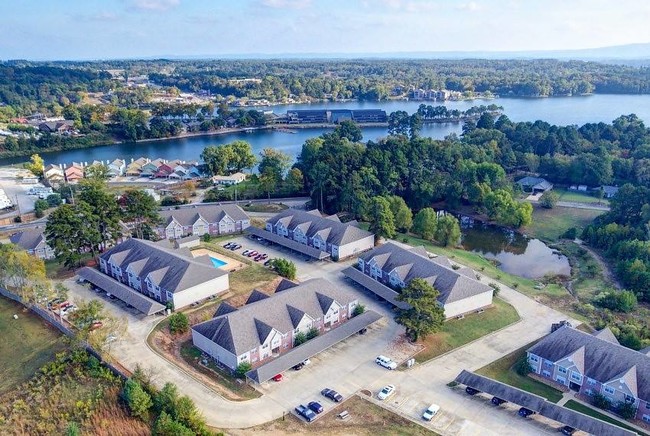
top-left (459, 216), bottom-right (571, 279)
top-left (2, 93), bottom-right (650, 167)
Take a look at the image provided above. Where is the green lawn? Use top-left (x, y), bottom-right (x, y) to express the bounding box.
top-left (556, 188), bottom-right (609, 205)
top-left (476, 343), bottom-right (564, 403)
top-left (0, 296), bottom-right (67, 395)
top-left (416, 297), bottom-right (520, 362)
top-left (241, 203), bottom-right (288, 213)
top-left (523, 205), bottom-right (604, 243)
top-left (564, 400), bottom-right (648, 436)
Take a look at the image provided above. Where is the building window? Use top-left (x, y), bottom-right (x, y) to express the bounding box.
top-left (646, 402), bottom-right (650, 410)
top-left (528, 354), bottom-right (539, 363)
top-left (570, 372), bottom-right (582, 383)
top-left (643, 415), bottom-right (650, 424)
top-left (625, 395), bottom-right (635, 404)
top-left (603, 386), bottom-right (615, 395)
top-left (542, 370), bottom-right (551, 377)
top-left (557, 366), bottom-right (567, 374)
top-left (584, 389), bottom-right (593, 396)
top-left (587, 378), bottom-right (597, 386)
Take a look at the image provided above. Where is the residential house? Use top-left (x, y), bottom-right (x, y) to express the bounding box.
top-left (64, 164), bottom-right (84, 183)
top-left (140, 160), bottom-right (162, 177)
top-left (38, 120), bottom-right (74, 133)
top-left (108, 159), bottom-right (126, 177)
top-left (212, 172), bottom-right (247, 185)
top-left (516, 176), bottom-right (553, 194)
top-left (191, 277), bottom-right (359, 371)
top-left (98, 238), bottom-right (228, 310)
top-left (10, 228), bottom-right (55, 260)
top-left (154, 163), bottom-right (174, 179)
top-left (43, 164), bottom-right (65, 186)
top-left (354, 242), bottom-right (494, 318)
top-left (599, 185), bottom-right (619, 199)
top-left (125, 157), bottom-right (149, 176)
top-left (157, 204), bottom-right (250, 239)
top-left (263, 209), bottom-right (374, 261)
top-left (527, 326), bottom-right (650, 423)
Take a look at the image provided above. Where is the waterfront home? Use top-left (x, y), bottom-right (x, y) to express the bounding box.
top-left (349, 242), bottom-right (493, 318)
top-left (10, 228), bottom-right (55, 260)
top-left (64, 164), bottom-right (84, 183)
top-left (286, 109), bottom-right (387, 124)
top-left (125, 157), bottom-right (149, 176)
top-left (140, 160), bottom-right (162, 177)
top-left (527, 325), bottom-right (650, 423)
top-left (258, 209), bottom-right (374, 261)
top-left (38, 120), bottom-right (74, 133)
top-left (97, 238), bottom-right (229, 310)
top-left (212, 172), bottom-right (247, 185)
top-left (154, 163), bottom-right (174, 178)
top-left (43, 164), bottom-right (65, 185)
top-left (192, 277), bottom-right (360, 371)
top-left (157, 204), bottom-right (250, 239)
top-left (108, 159), bottom-right (126, 176)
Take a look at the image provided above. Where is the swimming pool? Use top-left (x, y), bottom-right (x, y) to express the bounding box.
top-left (209, 256), bottom-right (227, 268)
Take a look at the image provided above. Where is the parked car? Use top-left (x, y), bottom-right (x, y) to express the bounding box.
top-left (308, 401), bottom-right (323, 414)
top-left (230, 244), bottom-right (242, 250)
top-left (259, 253), bottom-right (268, 259)
top-left (375, 355), bottom-right (397, 370)
top-left (264, 259), bottom-right (273, 267)
top-left (465, 387), bottom-right (480, 395)
top-left (560, 426), bottom-right (575, 435)
top-left (422, 403), bottom-right (440, 421)
top-left (518, 407), bottom-right (535, 417)
top-left (242, 249), bottom-right (251, 256)
top-left (223, 242), bottom-right (233, 248)
top-left (272, 374), bottom-right (283, 382)
top-left (295, 404), bottom-right (316, 422)
top-left (491, 397), bottom-right (507, 406)
top-left (377, 384), bottom-right (396, 400)
top-left (254, 254), bottom-right (264, 262)
top-left (292, 362), bottom-right (305, 371)
top-left (321, 388), bottom-right (343, 402)
top-left (247, 250), bottom-right (259, 257)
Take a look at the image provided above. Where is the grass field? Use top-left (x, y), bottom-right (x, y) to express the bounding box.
top-left (556, 188), bottom-right (609, 205)
top-left (564, 400), bottom-right (647, 436)
top-left (476, 343), bottom-right (564, 403)
top-left (0, 296), bottom-right (67, 395)
top-left (523, 205), bottom-right (604, 243)
top-left (242, 203), bottom-right (289, 213)
top-left (415, 297), bottom-right (520, 363)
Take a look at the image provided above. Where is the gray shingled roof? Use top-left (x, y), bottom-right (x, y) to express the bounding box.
top-left (99, 238), bottom-right (226, 294)
top-left (265, 209), bottom-right (373, 246)
top-left (342, 266), bottom-right (411, 310)
top-left (358, 242), bottom-right (492, 304)
top-left (159, 204), bottom-right (249, 227)
top-left (247, 226), bottom-right (331, 259)
top-left (10, 228), bottom-right (47, 251)
top-left (455, 370), bottom-right (636, 436)
top-left (246, 310), bottom-right (383, 383)
top-left (527, 326), bottom-right (650, 402)
top-left (192, 278), bottom-right (357, 356)
top-left (516, 176), bottom-right (553, 191)
top-left (594, 327), bottom-right (620, 345)
top-left (77, 267), bottom-right (166, 315)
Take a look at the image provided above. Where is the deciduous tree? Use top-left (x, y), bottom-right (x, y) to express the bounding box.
top-left (395, 278), bottom-right (445, 342)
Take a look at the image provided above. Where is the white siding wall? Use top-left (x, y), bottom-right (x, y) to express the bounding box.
top-left (172, 275), bottom-right (229, 309)
top-left (192, 330), bottom-right (238, 370)
top-left (337, 234), bottom-right (375, 260)
top-left (295, 314), bottom-right (314, 335)
top-left (443, 290), bottom-right (494, 319)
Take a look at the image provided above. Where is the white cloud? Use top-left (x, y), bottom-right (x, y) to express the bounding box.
top-left (457, 1), bottom-right (481, 12)
top-left (260, 0), bottom-right (312, 9)
top-left (127, 0), bottom-right (180, 12)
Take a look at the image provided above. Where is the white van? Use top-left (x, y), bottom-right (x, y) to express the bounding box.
top-left (375, 355), bottom-right (397, 370)
top-left (422, 403), bottom-right (440, 421)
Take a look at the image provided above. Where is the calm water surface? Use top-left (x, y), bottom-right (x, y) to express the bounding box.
top-left (3, 94), bottom-right (650, 166)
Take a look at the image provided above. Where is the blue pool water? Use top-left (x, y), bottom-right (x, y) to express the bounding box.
top-left (209, 256), bottom-right (227, 268)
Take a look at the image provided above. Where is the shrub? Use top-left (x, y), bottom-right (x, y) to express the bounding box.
top-left (200, 234), bottom-right (211, 243)
top-left (306, 327), bottom-right (319, 340)
top-left (352, 304), bottom-right (366, 317)
top-left (34, 199), bottom-right (48, 218)
top-left (294, 332), bottom-right (307, 346)
top-left (271, 258), bottom-right (296, 280)
top-left (539, 190), bottom-right (559, 209)
top-left (488, 282), bottom-right (500, 296)
top-left (616, 401), bottom-right (637, 420)
top-left (160, 196), bottom-right (187, 206)
top-left (153, 411), bottom-right (194, 436)
top-left (235, 362), bottom-right (252, 379)
top-left (168, 312), bottom-right (190, 335)
top-left (592, 393), bottom-right (611, 410)
top-left (121, 379), bottom-right (153, 421)
top-left (46, 193), bottom-right (63, 207)
top-left (562, 227), bottom-right (578, 240)
top-left (513, 353), bottom-right (532, 376)
top-left (594, 290), bottom-right (637, 313)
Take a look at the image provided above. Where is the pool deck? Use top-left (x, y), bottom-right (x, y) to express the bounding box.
top-left (191, 248), bottom-right (245, 272)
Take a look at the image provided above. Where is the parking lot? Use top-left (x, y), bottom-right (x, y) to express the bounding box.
top-left (0, 167), bottom-right (40, 216)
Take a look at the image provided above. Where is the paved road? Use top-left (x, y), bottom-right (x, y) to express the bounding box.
top-left (62, 237), bottom-right (579, 434)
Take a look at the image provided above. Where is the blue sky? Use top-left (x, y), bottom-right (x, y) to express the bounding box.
top-left (2, 0), bottom-right (650, 60)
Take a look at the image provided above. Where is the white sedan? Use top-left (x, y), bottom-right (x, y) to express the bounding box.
top-left (377, 384), bottom-right (396, 400)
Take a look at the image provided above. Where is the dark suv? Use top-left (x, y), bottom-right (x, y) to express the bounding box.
top-left (518, 407), bottom-right (535, 417)
top-left (321, 388), bottom-right (343, 402)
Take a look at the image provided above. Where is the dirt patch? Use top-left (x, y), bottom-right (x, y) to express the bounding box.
top-left (383, 334), bottom-right (423, 364)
